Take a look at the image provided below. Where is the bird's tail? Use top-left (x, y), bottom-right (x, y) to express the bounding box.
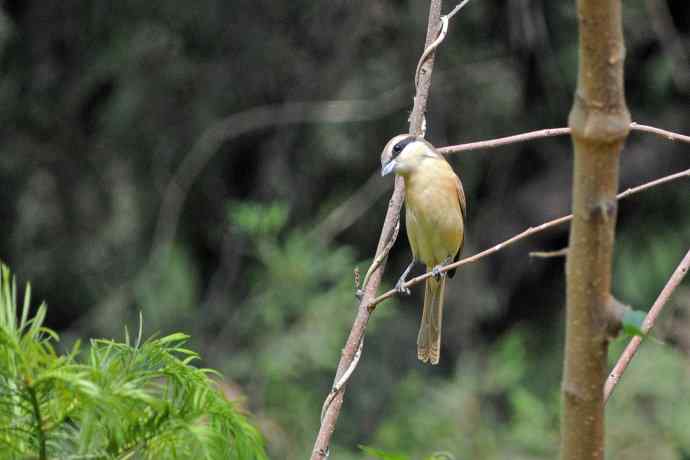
top-left (417, 273), bottom-right (445, 365)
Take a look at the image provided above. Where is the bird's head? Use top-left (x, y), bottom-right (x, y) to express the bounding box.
top-left (380, 134), bottom-right (438, 177)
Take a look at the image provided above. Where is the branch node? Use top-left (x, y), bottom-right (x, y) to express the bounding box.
top-left (605, 295), bottom-right (630, 340)
top-left (568, 95), bottom-right (631, 144)
top-left (561, 381), bottom-right (595, 404)
top-left (589, 199), bottom-right (617, 222)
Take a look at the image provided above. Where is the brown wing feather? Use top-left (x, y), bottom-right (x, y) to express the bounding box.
top-left (448, 174), bottom-right (466, 279)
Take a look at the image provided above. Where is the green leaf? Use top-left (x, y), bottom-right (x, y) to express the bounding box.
top-left (622, 309), bottom-right (647, 337)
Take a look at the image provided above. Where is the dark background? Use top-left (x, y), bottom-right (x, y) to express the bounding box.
top-left (1, 1), bottom-right (689, 458)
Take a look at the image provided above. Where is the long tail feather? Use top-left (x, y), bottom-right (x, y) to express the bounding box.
top-left (417, 274), bottom-right (445, 364)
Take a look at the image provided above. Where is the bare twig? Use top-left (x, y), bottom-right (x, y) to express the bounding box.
top-left (438, 127), bottom-right (571, 154)
top-left (357, 219), bottom-right (400, 299)
top-left (604, 248), bottom-right (690, 403)
top-left (529, 248), bottom-right (569, 258)
top-left (310, 2), bottom-right (448, 458)
top-left (413, 1), bottom-right (471, 92)
top-left (447, 0), bottom-right (473, 20)
top-left (629, 122), bottom-right (690, 144)
top-left (438, 122), bottom-right (690, 154)
top-left (365, 168), bottom-right (690, 311)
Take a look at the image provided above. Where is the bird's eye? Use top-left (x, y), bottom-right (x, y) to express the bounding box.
top-left (393, 144), bottom-right (403, 153)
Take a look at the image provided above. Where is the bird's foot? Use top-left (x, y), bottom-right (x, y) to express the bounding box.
top-left (431, 264), bottom-right (444, 281)
top-left (355, 289), bottom-right (364, 301)
top-left (394, 279), bottom-right (411, 296)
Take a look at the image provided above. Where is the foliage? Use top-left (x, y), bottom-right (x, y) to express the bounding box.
top-left (622, 309), bottom-right (647, 338)
top-left (0, 265), bottom-right (267, 460)
top-left (360, 444), bottom-right (456, 460)
top-left (363, 330), bottom-right (690, 460)
top-left (1, 1), bottom-right (689, 458)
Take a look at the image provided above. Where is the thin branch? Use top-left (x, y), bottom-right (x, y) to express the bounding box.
top-left (310, 1), bottom-right (448, 458)
top-left (366, 168), bottom-right (690, 311)
top-left (446, 0), bottom-right (473, 20)
top-left (438, 127), bottom-right (571, 154)
top-left (529, 248), bottom-right (569, 258)
top-left (438, 122), bottom-right (690, 154)
top-left (629, 122), bottom-right (690, 144)
top-left (604, 248), bottom-right (690, 403)
top-left (412, 1), bottom-right (472, 92)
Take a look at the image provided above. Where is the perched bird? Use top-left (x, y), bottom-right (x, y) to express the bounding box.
top-left (380, 134), bottom-right (466, 364)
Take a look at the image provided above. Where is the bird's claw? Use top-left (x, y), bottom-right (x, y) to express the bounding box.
top-left (355, 289), bottom-right (364, 300)
top-left (431, 265), bottom-right (443, 281)
top-left (394, 280), bottom-right (411, 296)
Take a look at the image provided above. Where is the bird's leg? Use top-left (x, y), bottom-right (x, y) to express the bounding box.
top-left (431, 256), bottom-right (454, 281)
top-left (394, 258), bottom-right (416, 295)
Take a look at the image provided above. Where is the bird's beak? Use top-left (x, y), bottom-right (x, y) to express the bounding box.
top-left (381, 160), bottom-right (396, 177)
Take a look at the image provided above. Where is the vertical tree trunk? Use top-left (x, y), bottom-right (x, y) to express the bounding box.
top-left (561, 0), bottom-right (630, 459)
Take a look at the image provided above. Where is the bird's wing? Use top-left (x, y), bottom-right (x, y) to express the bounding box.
top-left (454, 174), bottom-right (467, 221)
top-left (449, 172), bottom-right (466, 278)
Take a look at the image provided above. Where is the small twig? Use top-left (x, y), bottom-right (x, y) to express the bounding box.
top-left (413, 0), bottom-right (471, 91)
top-left (604, 248), bottom-right (690, 403)
top-left (358, 219), bottom-right (400, 299)
top-left (438, 122), bottom-right (690, 154)
top-left (446, 0), bottom-right (472, 20)
top-left (438, 127), bottom-right (571, 154)
top-left (629, 122), bottom-right (690, 144)
top-left (366, 168), bottom-right (690, 311)
top-left (320, 337), bottom-right (364, 422)
top-left (414, 17), bottom-right (447, 92)
top-left (529, 248), bottom-right (569, 258)
top-left (605, 296), bottom-right (632, 340)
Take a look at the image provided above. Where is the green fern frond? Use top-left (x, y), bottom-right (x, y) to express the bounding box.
top-left (0, 264), bottom-right (267, 460)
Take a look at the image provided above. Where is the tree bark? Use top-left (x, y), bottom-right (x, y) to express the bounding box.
top-left (561, 0), bottom-right (630, 459)
top-left (310, 2), bottom-right (443, 458)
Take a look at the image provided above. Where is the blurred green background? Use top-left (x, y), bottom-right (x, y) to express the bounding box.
top-left (1, 1), bottom-right (689, 458)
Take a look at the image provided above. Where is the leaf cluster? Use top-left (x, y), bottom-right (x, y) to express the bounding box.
top-left (0, 265), bottom-right (267, 460)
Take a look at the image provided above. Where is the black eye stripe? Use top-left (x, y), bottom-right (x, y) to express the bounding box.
top-left (392, 136), bottom-right (415, 158)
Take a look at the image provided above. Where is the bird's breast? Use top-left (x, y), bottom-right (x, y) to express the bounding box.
top-left (404, 169), bottom-right (464, 267)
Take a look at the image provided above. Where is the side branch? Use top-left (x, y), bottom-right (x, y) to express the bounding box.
top-left (604, 248), bottom-right (690, 403)
top-left (438, 123), bottom-right (690, 154)
top-left (366, 168), bottom-right (690, 311)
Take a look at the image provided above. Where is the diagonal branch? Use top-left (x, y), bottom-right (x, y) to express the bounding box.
top-left (310, 2), bottom-right (446, 458)
top-left (365, 168), bottom-right (690, 311)
top-left (604, 248), bottom-right (690, 403)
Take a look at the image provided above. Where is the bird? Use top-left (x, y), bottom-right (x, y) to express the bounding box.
top-left (380, 134), bottom-right (466, 365)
